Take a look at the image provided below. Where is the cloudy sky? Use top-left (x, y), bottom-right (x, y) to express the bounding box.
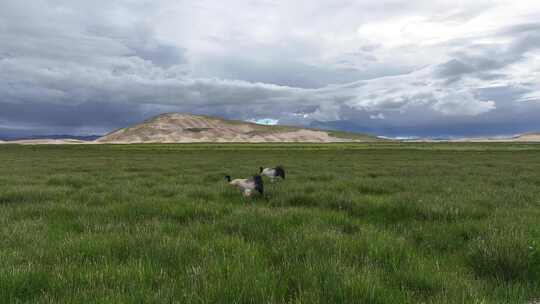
top-left (1, 0), bottom-right (540, 138)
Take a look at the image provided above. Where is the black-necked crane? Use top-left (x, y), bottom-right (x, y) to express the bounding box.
top-left (225, 175), bottom-right (264, 197)
top-left (259, 166), bottom-right (285, 182)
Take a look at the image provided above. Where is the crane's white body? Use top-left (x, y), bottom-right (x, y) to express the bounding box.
top-left (261, 168), bottom-right (277, 180)
top-left (260, 167), bottom-right (285, 182)
top-left (229, 178), bottom-right (258, 197)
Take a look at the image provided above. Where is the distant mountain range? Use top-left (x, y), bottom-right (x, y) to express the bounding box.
top-left (0, 134), bottom-right (101, 141)
top-left (1, 113), bottom-right (539, 144)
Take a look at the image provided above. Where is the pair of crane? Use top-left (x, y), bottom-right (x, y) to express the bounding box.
top-left (225, 166), bottom-right (285, 197)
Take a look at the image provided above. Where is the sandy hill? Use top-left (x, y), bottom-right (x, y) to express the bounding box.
top-left (513, 133), bottom-right (540, 142)
top-left (96, 113), bottom-right (378, 143)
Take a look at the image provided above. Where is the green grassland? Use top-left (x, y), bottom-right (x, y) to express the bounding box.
top-left (0, 143), bottom-right (539, 303)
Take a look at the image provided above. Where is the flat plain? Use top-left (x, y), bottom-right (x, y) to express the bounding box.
top-left (0, 143), bottom-right (539, 303)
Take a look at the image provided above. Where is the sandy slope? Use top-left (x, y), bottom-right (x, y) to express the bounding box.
top-left (451, 135), bottom-right (540, 142)
top-left (409, 133), bottom-right (540, 143)
top-left (96, 113), bottom-right (374, 143)
top-left (514, 133), bottom-right (540, 142)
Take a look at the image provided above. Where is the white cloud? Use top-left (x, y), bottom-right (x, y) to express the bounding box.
top-left (431, 92), bottom-right (495, 116)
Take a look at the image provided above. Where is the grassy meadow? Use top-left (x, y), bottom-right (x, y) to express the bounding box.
top-left (0, 143), bottom-right (539, 303)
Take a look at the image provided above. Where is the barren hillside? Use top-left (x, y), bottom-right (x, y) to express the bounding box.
top-left (96, 113), bottom-right (378, 143)
top-left (513, 133), bottom-right (540, 142)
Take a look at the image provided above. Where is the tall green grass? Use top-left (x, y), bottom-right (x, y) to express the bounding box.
top-left (0, 143), bottom-right (539, 303)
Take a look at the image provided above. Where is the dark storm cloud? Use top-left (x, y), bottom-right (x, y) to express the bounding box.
top-left (314, 100), bottom-right (540, 138)
top-left (0, 101), bottom-right (147, 129)
top-left (0, 0), bottom-right (540, 138)
top-left (131, 44), bottom-right (186, 68)
top-left (436, 59), bottom-right (476, 78)
top-left (436, 22), bottom-right (540, 81)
